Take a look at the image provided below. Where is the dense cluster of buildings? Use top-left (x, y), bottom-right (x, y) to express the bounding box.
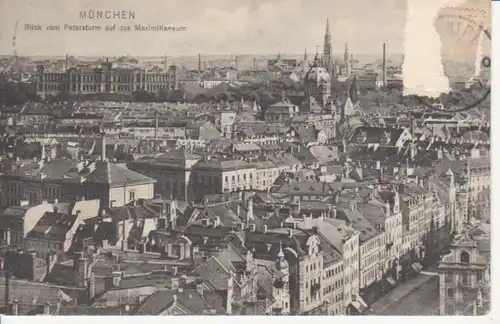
top-left (0, 88), bottom-right (490, 315)
top-left (0, 17), bottom-right (491, 317)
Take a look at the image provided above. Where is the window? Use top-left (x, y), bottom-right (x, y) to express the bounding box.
top-left (447, 288), bottom-right (454, 298)
top-left (129, 190), bottom-right (136, 202)
top-left (460, 251), bottom-right (470, 263)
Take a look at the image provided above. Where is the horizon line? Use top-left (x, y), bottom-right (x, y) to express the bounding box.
top-left (1, 52), bottom-right (404, 58)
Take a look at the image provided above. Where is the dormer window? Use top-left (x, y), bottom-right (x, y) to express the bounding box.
top-left (460, 251), bottom-right (470, 263)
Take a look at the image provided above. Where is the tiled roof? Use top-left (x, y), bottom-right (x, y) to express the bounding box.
top-left (340, 207), bottom-right (381, 243)
top-left (25, 212), bottom-right (77, 241)
top-left (85, 162), bottom-right (156, 186)
top-left (357, 202), bottom-right (387, 228)
top-left (277, 181), bottom-right (363, 197)
top-left (349, 127), bottom-right (407, 146)
top-left (0, 278), bottom-right (73, 307)
top-left (136, 286), bottom-right (226, 315)
top-left (310, 145), bottom-right (338, 163)
top-left (3, 159), bottom-right (156, 187)
top-left (193, 158), bottom-right (254, 171)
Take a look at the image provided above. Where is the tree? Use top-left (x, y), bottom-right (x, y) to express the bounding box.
top-left (132, 90), bottom-right (154, 102)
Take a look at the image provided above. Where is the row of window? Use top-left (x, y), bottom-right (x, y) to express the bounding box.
top-left (224, 173), bottom-right (253, 183)
top-left (362, 252), bottom-right (378, 268)
top-left (305, 259), bottom-right (322, 273)
top-left (41, 84), bottom-right (62, 91)
top-left (344, 252), bottom-right (358, 267)
top-left (344, 268), bottom-right (359, 284)
top-left (323, 279), bottom-right (344, 295)
top-left (325, 264), bottom-right (344, 279)
top-left (42, 74), bottom-right (65, 82)
top-left (362, 267), bottom-right (378, 286)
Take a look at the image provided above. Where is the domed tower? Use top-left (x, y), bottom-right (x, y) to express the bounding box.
top-left (275, 242), bottom-right (289, 276)
top-left (305, 53), bottom-right (331, 106)
top-left (273, 241), bottom-right (290, 314)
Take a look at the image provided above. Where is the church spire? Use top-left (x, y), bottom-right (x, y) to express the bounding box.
top-left (344, 42), bottom-right (350, 74)
top-left (323, 18), bottom-right (332, 67)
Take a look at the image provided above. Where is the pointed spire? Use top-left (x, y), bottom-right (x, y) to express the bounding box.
top-left (304, 46), bottom-right (307, 61)
top-left (278, 241), bottom-right (284, 258)
top-left (325, 18), bottom-right (330, 34)
top-left (345, 42), bottom-right (348, 54)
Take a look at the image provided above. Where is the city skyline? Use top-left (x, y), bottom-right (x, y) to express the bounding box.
top-left (0, 0), bottom-right (407, 57)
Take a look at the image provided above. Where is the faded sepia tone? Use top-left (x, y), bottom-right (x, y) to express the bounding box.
top-left (0, 0), bottom-right (490, 317)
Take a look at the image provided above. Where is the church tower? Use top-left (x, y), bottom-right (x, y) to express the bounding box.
top-left (348, 76), bottom-right (360, 103)
top-left (305, 53), bottom-right (331, 107)
top-left (322, 18), bottom-right (332, 69)
top-left (344, 43), bottom-right (350, 75)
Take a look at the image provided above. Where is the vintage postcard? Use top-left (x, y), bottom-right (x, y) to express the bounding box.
top-left (0, 0), bottom-right (491, 317)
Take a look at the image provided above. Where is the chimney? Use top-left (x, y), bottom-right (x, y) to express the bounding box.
top-left (196, 279), bottom-right (204, 296)
top-left (226, 277), bottom-right (233, 315)
top-left (12, 300), bottom-right (18, 315)
top-left (39, 142), bottom-right (46, 168)
top-left (5, 228), bottom-right (11, 246)
top-left (74, 252), bottom-right (88, 288)
top-left (263, 225), bottom-right (268, 233)
top-left (170, 199), bottom-right (177, 230)
top-left (100, 132), bottom-right (106, 162)
top-left (246, 198), bottom-right (254, 223)
top-left (88, 271), bottom-right (96, 300)
top-left (43, 302), bottom-right (50, 315)
top-left (121, 220), bottom-right (127, 251)
top-left (158, 215), bottom-right (166, 230)
top-left (155, 111), bottom-right (159, 140)
top-left (382, 43), bottom-right (387, 88)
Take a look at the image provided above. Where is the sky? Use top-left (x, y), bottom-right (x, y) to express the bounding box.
top-left (0, 0), bottom-right (490, 97)
top-left (0, 0), bottom-right (408, 57)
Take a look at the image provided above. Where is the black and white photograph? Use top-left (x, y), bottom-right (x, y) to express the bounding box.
top-left (0, 0), bottom-right (492, 317)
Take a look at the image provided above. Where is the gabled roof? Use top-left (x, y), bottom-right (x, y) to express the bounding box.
top-left (135, 286), bottom-right (226, 315)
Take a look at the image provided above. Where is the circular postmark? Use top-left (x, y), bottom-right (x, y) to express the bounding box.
top-left (413, 10), bottom-right (491, 112)
top-left (481, 56), bottom-right (491, 68)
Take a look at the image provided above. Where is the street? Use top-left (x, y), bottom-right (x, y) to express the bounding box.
top-left (370, 272), bottom-right (440, 315)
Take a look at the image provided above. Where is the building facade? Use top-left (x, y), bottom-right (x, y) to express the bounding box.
top-left (36, 62), bottom-right (178, 95)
